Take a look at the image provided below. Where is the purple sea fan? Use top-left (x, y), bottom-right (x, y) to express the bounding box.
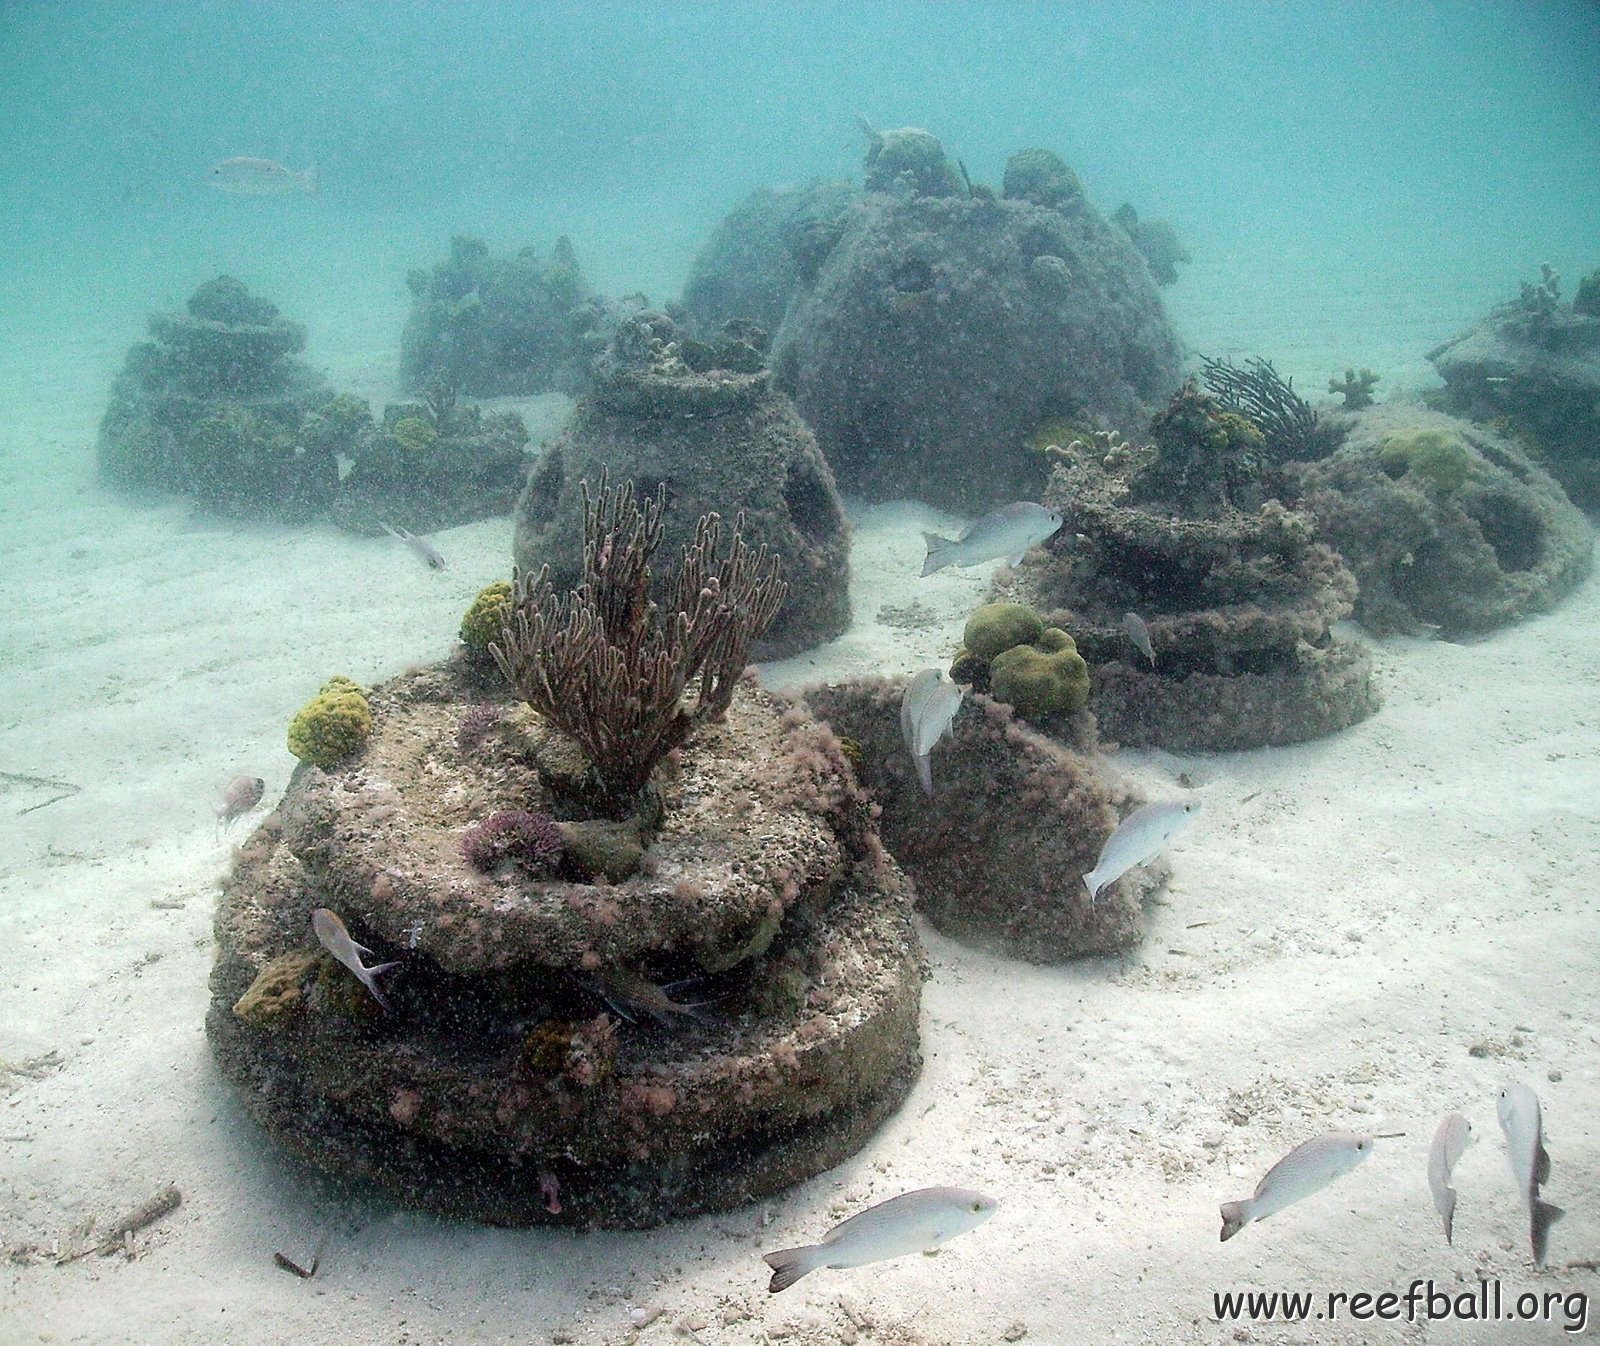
top-left (460, 810), bottom-right (564, 875)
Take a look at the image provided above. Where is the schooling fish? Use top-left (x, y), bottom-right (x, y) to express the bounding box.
top-left (763, 1186), bottom-right (997, 1293)
top-left (380, 520), bottom-right (446, 570)
top-left (214, 774), bottom-right (265, 824)
top-left (311, 908), bottom-right (398, 1012)
top-left (1220, 1131), bottom-right (1375, 1241)
top-left (1497, 1083), bottom-right (1563, 1266)
top-left (207, 156), bottom-right (319, 196)
top-left (899, 668), bottom-right (964, 796)
top-left (1083, 798), bottom-right (1201, 904)
top-left (1428, 1112), bottom-right (1473, 1245)
top-left (1121, 612), bottom-right (1156, 668)
top-left (920, 502), bottom-right (1063, 576)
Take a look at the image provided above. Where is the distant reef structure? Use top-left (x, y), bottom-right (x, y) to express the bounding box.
top-left (97, 277), bottom-right (530, 530)
top-left (1426, 263), bottom-right (1600, 508)
top-left (400, 234), bottom-right (621, 397)
top-left (1287, 404), bottom-right (1592, 636)
top-left (512, 311), bottom-right (851, 661)
top-left (1010, 376), bottom-right (1378, 752)
top-left (680, 127), bottom-right (1183, 513)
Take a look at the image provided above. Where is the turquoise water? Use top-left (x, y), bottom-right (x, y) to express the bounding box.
top-left (1, 4), bottom-right (1597, 1343)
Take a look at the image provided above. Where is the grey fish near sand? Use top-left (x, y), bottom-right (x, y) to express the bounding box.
top-left (900, 668), bottom-right (964, 796)
top-left (763, 1186), bottom-right (997, 1293)
top-left (214, 774), bottom-right (265, 824)
top-left (920, 502), bottom-right (1063, 576)
top-left (380, 520), bottom-right (446, 570)
top-left (1428, 1112), bottom-right (1473, 1244)
top-left (311, 908), bottom-right (398, 1011)
top-left (1121, 612), bottom-right (1156, 667)
top-left (1220, 1131), bottom-right (1375, 1241)
top-left (207, 156), bottom-right (319, 196)
top-left (1497, 1083), bottom-right (1563, 1266)
top-left (1083, 798), bottom-right (1201, 904)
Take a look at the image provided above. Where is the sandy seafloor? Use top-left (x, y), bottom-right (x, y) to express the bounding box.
top-left (1, 203), bottom-right (1597, 1346)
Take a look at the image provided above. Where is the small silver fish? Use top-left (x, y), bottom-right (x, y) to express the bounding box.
top-left (1497, 1083), bottom-right (1563, 1266)
top-left (1428, 1112), bottom-right (1473, 1244)
top-left (1083, 798), bottom-right (1201, 904)
top-left (763, 1185), bottom-right (997, 1293)
top-left (311, 908), bottom-right (398, 1011)
top-left (214, 774), bottom-right (265, 824)
top-left (1121, 611), bottom-right (1156, 668)
top-left (899, 668), bottom-right (964, 796)
top-left (207, 156), bottom-right (319, 196)
top-left (921, 502), bottom-right (1063, 576)
top-left (380, 520), bottom-right (446, 570)
top-left (1220, 1131), bottom-right (1375, 1241)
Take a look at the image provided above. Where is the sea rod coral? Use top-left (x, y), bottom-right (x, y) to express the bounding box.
top-left (492, 472), bottom-right (788, 816)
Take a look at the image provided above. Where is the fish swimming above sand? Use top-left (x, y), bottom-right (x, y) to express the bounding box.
top-left (1497, 1083), bottom-right (1563, 1266)
top-left (1121, 611), bottom-right (1156, 668)
top-left (920, 502), bottom-right (1063, 576)
top-left (1220, 1131), bottom-right (1376, 1241)
top-left (763, 1185), bottom-right (997, 1293)
top-left (380, 520), bottom-right (446, 570)
top-left (1428, 1112), bottom-right (1473, 1244)
top-left (311, 908), bottom-right (398, 1011)
top-left (900, 668), bottom-right (964, 796)
top-left (1083, 798), bottom-right (1201, 904)
top-left (207, 156), bottom-right (319, 196)
top-left (214, 774), bottom-right (265, 825)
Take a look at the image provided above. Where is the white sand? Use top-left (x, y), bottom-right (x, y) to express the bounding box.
top-left (1, 218), bottom-right (1597, 1346)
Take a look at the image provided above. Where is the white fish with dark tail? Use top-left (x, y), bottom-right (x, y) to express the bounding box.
top-left (900, 668), bottom-right (964, 796)
top-left (1121, 611), bottom-right (1156, 667)
top-left (1082, 798), bottom-right (1201, 904)
top-left (207, 156), bottom-right (319, 196)
top-left (380, 520), bottom-right (446, 570)
top-left (1497, 1083), bottom-right (1563, 1266)
top-left (1220, 1131), bottom-right (1375, 1241)
top-left (763, 1186), bottom-right (997, 1293)
top-left (920, 502), bottom-right (1063, 576)
top-left (1428, 1112), bottom-right (1473, 1244)
top-left (311, 908), bottom-right (399, 1011)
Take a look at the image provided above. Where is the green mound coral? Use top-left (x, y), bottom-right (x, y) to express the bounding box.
top-left (962, 602), bottom-right (1046, 662)
top-left (388, 414), bottom-right (439, 454)
top-left (1001, 148), bottom-right (1085, 211)
top-left (1379, 427), bottom-right (1474, 495)
top-left (460, 580), bottom-right (513, 654)
top-left (989, 628), bottom-right (1091, 719)
top-left (288, 676), bottom-right (373, 767)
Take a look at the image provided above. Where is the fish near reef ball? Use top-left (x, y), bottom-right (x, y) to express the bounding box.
top-left (311, 908), bottom-right (398, 1012)
top-left (899, 668), bottom-right (964, 796)
top-left (1497, 1083), bottom-right (1563, 1267)
top-left (207, 156), bottom-right (319, 196)
top-left (1083, 798), bottom-right (1201, 904)
top-left (1428, 1112), bottom-right (1472, 1245)
top-left (921, 502), bottom-right (1063, 576)
top-left (763, 1186), bottom-right (997, 1293)
top-left (214, 774), bottom-right (265, 824)
top-left (1220, 1132), bottom-right (1375, 1242)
